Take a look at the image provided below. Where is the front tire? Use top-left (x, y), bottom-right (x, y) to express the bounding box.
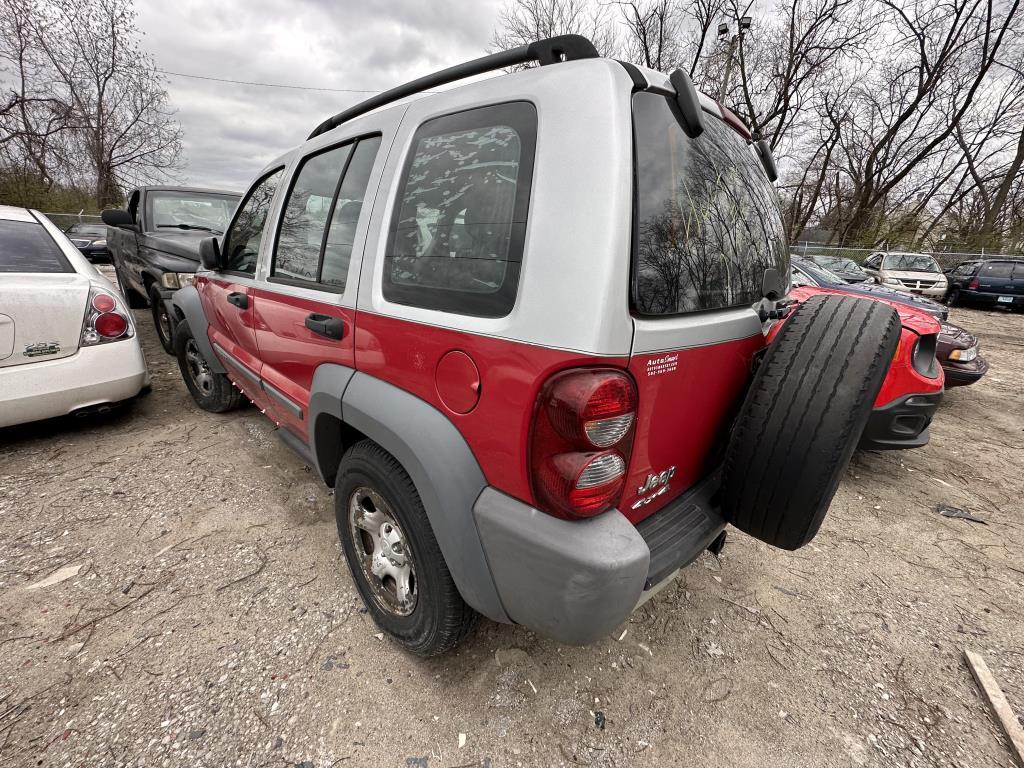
top-left (174, 321), bottom-right (242, 413)
top-left (947, 287), bottom-right (961, 307)
top-left (150, 285), bottom-right (175, 354)
top-left (721, 295), bottom-right (900, 550)
top-left (335, 440), bottom-right (478, 656)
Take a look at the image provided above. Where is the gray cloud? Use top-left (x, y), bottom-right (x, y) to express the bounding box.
top-left (137, 0), bottom-right (503, 191)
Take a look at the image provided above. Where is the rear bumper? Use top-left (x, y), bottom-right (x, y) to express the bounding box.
top-left (0, 340), bottom-right (150, 428)
top-left (858, 391), bottom-right (942, 450)
top-left (959, 290), bottom-right (1024, 309)
top-left (942, 356), bottom-right (989, 387)
top-left (473, 474), bottom-right (724, 645)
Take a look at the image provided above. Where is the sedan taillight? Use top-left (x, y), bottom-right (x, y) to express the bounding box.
top-left (530, 369), bottom-right (637, 519)
top-left (82, 286), bottom-right (133, 346)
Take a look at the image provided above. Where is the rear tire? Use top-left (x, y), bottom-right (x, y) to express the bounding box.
top-left (721, 294), bottom-right (900, 550)
top-left (335, 440), bottom-right (478, 656)
top-left (174, 321), bottom-right (242, 413)
top-left (150, 285), bottom-right (175, 355)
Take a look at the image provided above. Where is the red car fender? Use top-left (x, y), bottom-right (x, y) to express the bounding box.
top-left (770, 286), bottom-right (944, 408)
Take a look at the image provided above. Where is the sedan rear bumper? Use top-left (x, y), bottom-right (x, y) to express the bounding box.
top-left (858, 391), bottom-right (942, 450)
top-left (0, 340), bottom-right (150, 428)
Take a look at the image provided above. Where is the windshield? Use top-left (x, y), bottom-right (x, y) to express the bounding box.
top-left (66, 224), bottom-right (106, 236)
top-left (813, 255), bottom-right (864, 275)
top-left (632, 92), bottom-right (788, 315)
top-left (883, 253), bottom-right (940, 273)
top-left (146, 191), bottom-right (240, 234)
top-left (794, 259), bottom-right (842, 286)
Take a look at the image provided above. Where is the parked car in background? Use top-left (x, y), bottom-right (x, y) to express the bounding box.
top-left (863, 251), bottom-right (948, 298)
top-left (169, 36), bottom-right (902, 656)
top-left (64, 222), bottom-right (110, 262)
top-left (792, 257), bottom-right (947, 320)
top-left (786, 285), bottom-right (943, 450)
top-left (938, 322), bottom-right (988, 387)
top-left (0, 205), bottom-right (150, 429)
top-left (102, 185), bottom-right (241, 354)
top-left (945, 259), bottom-right (1024, 310)
top-left (808, 254), bottom-right (874, 283)
top-left (791, 257), bottom-right (985, 388)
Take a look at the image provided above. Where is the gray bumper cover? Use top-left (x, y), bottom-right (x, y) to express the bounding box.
top-left (474, 488), bottom-right (650, 645)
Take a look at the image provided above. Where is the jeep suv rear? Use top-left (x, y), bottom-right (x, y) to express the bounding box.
top-left (171, 36), bottom-right (900, 655)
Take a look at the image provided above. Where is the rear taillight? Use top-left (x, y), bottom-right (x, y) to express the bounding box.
top-left (530, 369), bottom-right (637, 519)
top-left (82, 286), bottom-right (133, 346)
top-left (968, 278), bottom-right (979, 290)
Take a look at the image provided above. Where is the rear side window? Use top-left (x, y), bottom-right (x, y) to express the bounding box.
top-left (0, 220), bottom-right (73, 273)
top-left (980, 261), bottom-right (1014, 279)
top-left (272, 135), bottom-right (381, 292)
top-left (383, 102), bottom-right (537, 318)
top-left (632, 92), bottom-right (787, 315)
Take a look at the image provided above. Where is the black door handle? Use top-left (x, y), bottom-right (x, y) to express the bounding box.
top-left (227, 291), bottom-right (248, 309)
top-left (305, 313), bottom-right (345, 340)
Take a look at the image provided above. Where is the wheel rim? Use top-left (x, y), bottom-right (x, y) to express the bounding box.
top-left (184, 339), bottom-right (214, 397)
top-left (347, 486), bottom-right (417, 617)
top-left (155, 303), bottom-right (173, 344)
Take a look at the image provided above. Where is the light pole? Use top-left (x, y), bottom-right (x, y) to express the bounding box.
top-left (717, 15), bottom-right (752, 102)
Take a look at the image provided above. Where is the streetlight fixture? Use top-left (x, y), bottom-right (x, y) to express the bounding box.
top-left (718, 16), bottom-right (753, 101)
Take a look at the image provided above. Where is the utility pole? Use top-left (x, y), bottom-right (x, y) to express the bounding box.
top-left (717, 15), bottom-right (752, 102)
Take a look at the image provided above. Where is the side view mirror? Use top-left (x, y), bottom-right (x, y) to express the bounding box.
top-left (198, 237), bottom-right (224, 271)
top-left (101, 208), bottom-right (137, 230)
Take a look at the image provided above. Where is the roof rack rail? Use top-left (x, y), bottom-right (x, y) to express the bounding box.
top-left (307, 35), bottom-right (599, 139)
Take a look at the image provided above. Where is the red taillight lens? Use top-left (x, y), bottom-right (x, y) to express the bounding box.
top-left (530, 369), bottom-right (636, 519)
top-left (94, 312), bottom-right (128, 338)
top-left (81, 285), bottom-right (133, 346)
top-left (968, 278), bottom-right (979, 290)
top-left (92, 292), bottom-right (116, 313)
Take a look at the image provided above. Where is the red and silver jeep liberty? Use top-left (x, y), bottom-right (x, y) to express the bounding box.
top-left (172, 36), bottom-right (909, 655)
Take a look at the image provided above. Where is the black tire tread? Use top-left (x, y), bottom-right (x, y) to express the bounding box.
top-left (150, 285), bottom-right (175, 354)
top-left (173, 321), bottom-right (243, 413)
top-left (722, 294), bottom-right (900, 550)
top-left (336, 440), bottom-right (478, 656)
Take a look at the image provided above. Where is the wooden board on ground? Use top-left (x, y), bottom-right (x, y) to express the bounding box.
top-left (964, 649), bottom-right (1024, 767)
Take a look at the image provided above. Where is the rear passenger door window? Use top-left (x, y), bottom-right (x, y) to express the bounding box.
top-left (383, 102), bottom-right (538, 318)
top-left (272, 136), bottom-right (381, 292)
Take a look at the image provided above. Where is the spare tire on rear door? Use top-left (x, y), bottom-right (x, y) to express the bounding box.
top-left (721, 294), bottom-right (900, 550)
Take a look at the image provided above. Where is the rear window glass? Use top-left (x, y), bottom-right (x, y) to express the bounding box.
top-left (0, 220), bottom-right (73, 273)
top-left (632, 92), bottom-right (787, 315)
top-left (980, 261), bottom-right (1015, 279)
top-left (383, 102), bottom-right (537, 318)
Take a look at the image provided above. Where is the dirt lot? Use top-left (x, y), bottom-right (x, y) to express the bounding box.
top-left (1, 306), bottom-right (1022, 768)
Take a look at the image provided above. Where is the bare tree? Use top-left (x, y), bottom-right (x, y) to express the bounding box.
top-left (615, 0), bottom-right (685, 71)
top-left (1, 0), bottom-right (181, 208)
top-left (491, 0), bottom-right (619, 57)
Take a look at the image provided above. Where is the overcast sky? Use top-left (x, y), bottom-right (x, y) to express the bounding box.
top-left (136, 0), bottom-right (505, 191)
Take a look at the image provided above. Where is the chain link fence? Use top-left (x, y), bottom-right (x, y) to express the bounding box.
top-left (790, 242), bottom-right (1023, 271)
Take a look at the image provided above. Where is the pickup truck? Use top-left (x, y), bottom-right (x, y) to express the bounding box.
top-left (102, 186), bottom-right (241, 353)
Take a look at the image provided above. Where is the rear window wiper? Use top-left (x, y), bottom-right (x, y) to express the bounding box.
top-left (157, 224), bottom-right (223, 235)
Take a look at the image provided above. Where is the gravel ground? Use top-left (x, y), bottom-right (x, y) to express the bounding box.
top-left (1, 306), bottom-right (1022, 768)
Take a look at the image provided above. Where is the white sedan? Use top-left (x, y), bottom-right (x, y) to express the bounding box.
top-left (0, 205), bottom-right (150, 429)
